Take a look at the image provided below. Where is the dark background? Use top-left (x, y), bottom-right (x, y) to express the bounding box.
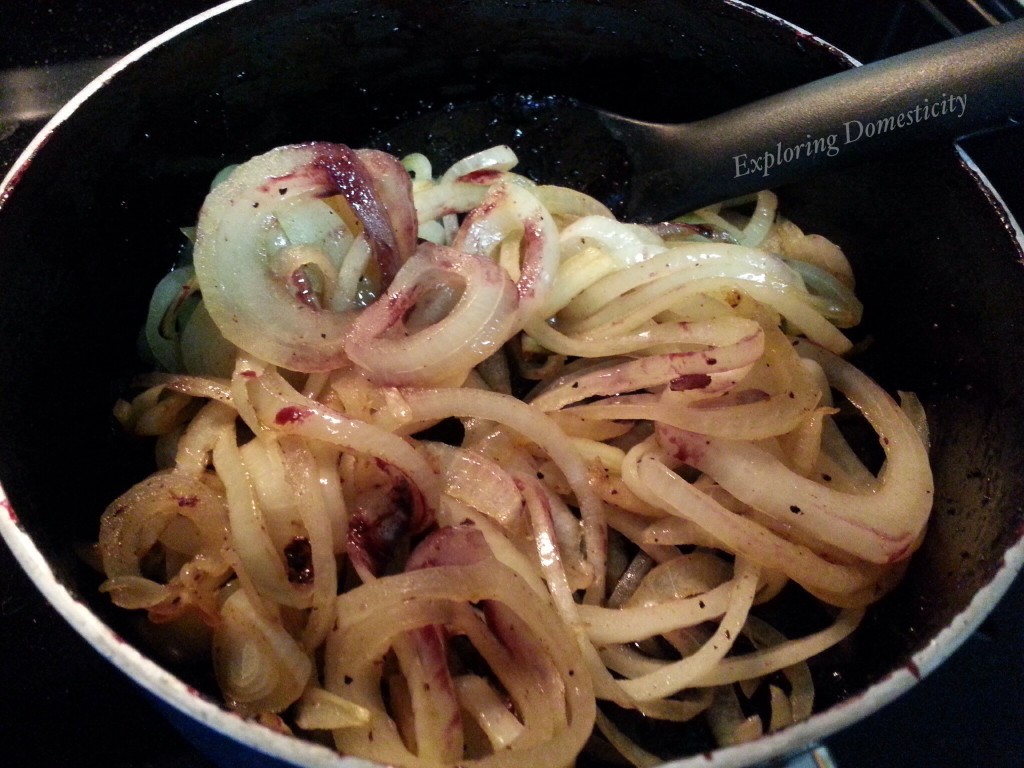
top-left (1, 1), bottom-right (1022, 766)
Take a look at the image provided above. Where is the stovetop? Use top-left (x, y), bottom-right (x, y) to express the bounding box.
top-left (1, 2), bottom-right (1022, 767)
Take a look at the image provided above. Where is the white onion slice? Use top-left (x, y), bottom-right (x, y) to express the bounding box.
top-left (558, 215), bottom-right (666, 267)
top-left (559, 242), bottom-right (803, 329)
top-left (421, 442), bottom-right (522, 527)
top-left (98, 470), bottom-right (230, 614)
top-left (530, 318), bottom-right (764, 411)
top-left (294, 687), bottom-right (371, 731)
top-left (454, 674), bottom-right (526, 750)
top-left (439, 144), bottom-right (520, 183)
top-left (213, 588), bottom-right (312, 715)
top-left (615, 558), bottom-right (760, 701)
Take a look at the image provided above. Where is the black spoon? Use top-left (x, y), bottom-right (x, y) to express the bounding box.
top-left (374, 19), bottom-right (1024, 222)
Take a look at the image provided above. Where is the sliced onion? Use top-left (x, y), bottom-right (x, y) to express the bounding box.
top-left (99, 575), bottom-right (176, 611)
top-left (529, 318), bottom-right (764, 411)
top-left (692, 608), bottom-right (862, 694)
top-left (454, 675), bottom-right (526, 750)
top-left (392, 626), bottom-right (465, 763)
top-left (533, 185), bottom-right (614, 219)
top-left (421, 442), bottom-right (523, 528)
top-left (323, 559), bottom-right (594, 767)
top-left (707, 684), bottom-right (763, 746)
top-left (414, 181), bottom-right (493, 225)
top-left (578, 576), bottom-right (735, 645)
top-left (783, 258), bottom-right (863, 327)
top-left (537, 245), bottom-right (620, 318)
top-left (171, 399), bottom-right (237, 476)
top-left (193, 143), bottom-right (414, 372)
top-left (658, 344), bottom-right (933, 564)
top-left (179, 301), bottom-right (238, 378)
top-left (98, 470), bottom-right (230, 610)
top-left (143, 265), bottom-right (198, 372)
top-left (558, 242), bottom-right (803, 330)
top-left (243, 366), bottom-right (440, 532)
top-left (626, 551), bottom-right (733, 608)
top-left (777, 221), bottom-right (855, 288)
top-left (125, 387), bottom-right (195, 437)
top-left (354, 147), bottom-right (419, 276)
top-left (607, 550), bottom-right (655, 608)
top-left (653, 323), bottom-right (821, 440)
top-left (401, 386), bottom-right (608, 601)
top-left (452, 182), bottom-right (560, 317)
top-left (557, 215), bottom-right (666, 267)
top-left (737, 190), bottom-right (778, 247)
top-left (614, 558), bottom-right (759, 701)
top-left (621, 437), bottom-right (880, 599)
top-left (213, 428), bottom-right (316, 608)
top-left (293, 686), bottom-right (371, 731)
top-left (439, 145), bottom-right (520, 183)
top-left (132, 372), bottom-right (233, 405)
top-left (515, 473), bottom-right (589, 620)
top-left (213, 588), bottom-right (312, 715)
top-left (435, 500), bottom-right (551, 600)
top-left (345, 243), bottom-right (519, 386)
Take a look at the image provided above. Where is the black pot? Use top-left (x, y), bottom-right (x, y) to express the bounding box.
top-left (1, 1), bottom-right (1021, 766)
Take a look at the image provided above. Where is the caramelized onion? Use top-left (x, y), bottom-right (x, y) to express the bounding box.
top-left (213, 588), bottom-right (312, 715)
top-left (324, 558), bottom-right (594, 767)
top-left (101, 143), bottom-right (935, 767)
top-left (193, 143), bottom-right (415, 372)
top-left (346, 243), bottom-right (519, 386)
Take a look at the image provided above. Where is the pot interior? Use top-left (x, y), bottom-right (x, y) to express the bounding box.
top-left (0, 0), bottom-right (1022, 763)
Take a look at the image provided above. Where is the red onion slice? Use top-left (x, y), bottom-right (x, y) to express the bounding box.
top-left (193, 143), bottom-right (414, 372)
top-left (452, 182), bottom-right (560, 318)
top-left (345, 243), bottom-right (519, 386)
top-left (656, 343), bottom-right (933, 564)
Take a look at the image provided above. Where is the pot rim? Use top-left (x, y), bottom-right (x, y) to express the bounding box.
top-left (1, 1), bottom-right (1022, 766)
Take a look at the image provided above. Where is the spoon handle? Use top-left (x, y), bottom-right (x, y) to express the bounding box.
top-left (613, 18), bottom-right (1024, 220)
